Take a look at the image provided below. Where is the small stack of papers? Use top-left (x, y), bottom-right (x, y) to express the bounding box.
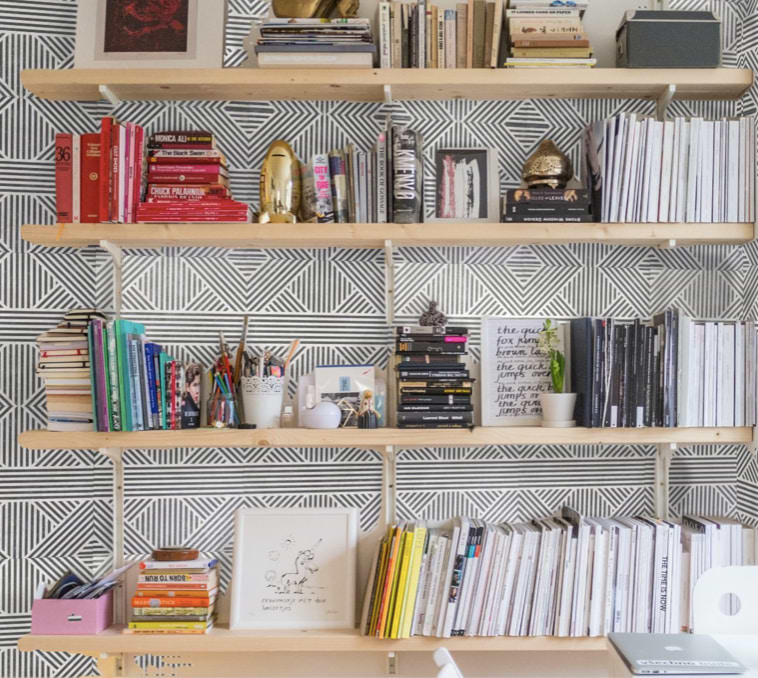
top-left (255, 18), bottom-right (376, 68)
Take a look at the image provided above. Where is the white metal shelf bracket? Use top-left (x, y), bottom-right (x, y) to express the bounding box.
top-left (748, 426), bottom-right (758, 461)
top-left (99, 240), bottom-right (123, 318)
top-left (384, 239), bottom-right (395, 325)
top-left (384, 84), bottom-right (393, 105)
top-left (101, 447), bottom-right (126, 626)
top-left (99, 85), bottom-right (122, 108)
top-left (658, 238), bottom-right (677, 249)
top-left (656, 84), bottom-right (676, 122)
top-left (387, 651), bottom-right (397, 675)
top-left (654, 443), bottom-right (676, 520)
top-left (382, 445), bottom-right (398, 528)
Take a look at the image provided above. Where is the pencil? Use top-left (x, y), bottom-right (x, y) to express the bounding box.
top-left (283, 339), bottom-right (300, 372)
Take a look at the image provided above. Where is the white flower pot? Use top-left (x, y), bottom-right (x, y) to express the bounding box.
top-left (539, 393), bottom-right (577, 428)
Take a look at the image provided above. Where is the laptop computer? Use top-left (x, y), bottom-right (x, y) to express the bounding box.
top-left (608, 633), bottom-right (746, 675)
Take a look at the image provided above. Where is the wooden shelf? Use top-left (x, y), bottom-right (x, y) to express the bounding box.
top-left (18, 427), bottom-right (753, 450)
top-left (21, 222), bottom-right (756, 250)
top-left (21, 68), bottom-right (753, 102)
top-left (18, 626), bottom-right (608, 653)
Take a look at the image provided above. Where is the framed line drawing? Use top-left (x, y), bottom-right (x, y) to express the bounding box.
top-left (230, 507), bottom-right (358, 630)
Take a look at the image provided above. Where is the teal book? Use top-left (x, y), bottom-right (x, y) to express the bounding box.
top-left (114, 319), bottom-right (145, 432)
top-left (159, 351), bottom-right (173, 430)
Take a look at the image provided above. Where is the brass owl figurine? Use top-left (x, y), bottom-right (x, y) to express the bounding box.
top-left (522, 140), bottom-right (573, 190)
top-left (272, 0), bottom-right (358, 18)
top-left (259, 140), bottom-right (301, 224)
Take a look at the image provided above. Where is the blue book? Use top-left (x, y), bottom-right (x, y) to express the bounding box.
top-left (145, 343), bottom-right (161, 430)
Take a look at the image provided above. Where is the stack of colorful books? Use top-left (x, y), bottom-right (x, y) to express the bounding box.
top-left (127, 557), bottom-right (218, 635)
top-left (394, 325), bottom-right (473, 429)
top-left (135, 131), bottom-right (252, 223)
top-left (505, 2), bottom-right (595, 68)
top-left (501, 188), bottom-right (593, 223)
top-left (36, 309), bottom-right (106, 432)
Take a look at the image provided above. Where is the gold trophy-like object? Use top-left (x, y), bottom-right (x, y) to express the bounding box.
top-left (522, 139), bottom-right (573, 190)
top-left (259, 140), bottom-right (301, 224)
top-left (272, 0), bottom-right (359, 18)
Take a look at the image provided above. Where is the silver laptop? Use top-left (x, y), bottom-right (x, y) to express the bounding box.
top-left (608, 633), bottom-right (746, 675)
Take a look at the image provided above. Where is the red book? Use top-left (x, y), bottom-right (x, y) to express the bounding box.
top-left (131, 597), bottom-right (215, 608)
top-left (99, 117), bottom-right (113, 222)
top-left (147, 174), bottom-right (230, 185)
top-left (146, 184), bottom-right (230, 199)
top-left (111, 121), bottom-right (121, 223)
top-left (55, 133), bottom-right (73, 222)
top-left (132, 125), bottom-right (145, 221)
top-left (148, 164), bottom-right (227, 175)
top-left (80, 134), bottom-right (101, 223)
top-left (148, 155), bottom-right (224, 165)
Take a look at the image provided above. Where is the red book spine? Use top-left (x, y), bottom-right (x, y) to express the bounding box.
top-left (125, 122), bottom-right (134, 224)
top-left (149, 164), bottom-right (226, 175)
top-left (99, 117), bottom-right (112, 222)
top-left (133, 125), bottom-right (145, 219)
top-left (146, 184), bottom-right (230, 199)
top-left (148, 156), bottom-right (224, 165)
top-left (147, 174), bottom-right (229, 185)
top-left (55, 133), bottom-right (73, 222)
top-left (80, 134), bottom-right (101, 223)
top-left (110, 122), bottom-right (120, 223)
top-left (147, 143), bottom-right (214, 150)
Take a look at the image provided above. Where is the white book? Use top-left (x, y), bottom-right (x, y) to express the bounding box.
top-left (750, 118), bottom-right (756, 222)
top-left (490, 527), bottom-right (513, 635)
top-left (650, 519), bottom-right (668, 633)
top-left (519, 526), bottom-right (542, 636)
top-left (610, 114), bottom-right (627, 223)
top-left (465, 522), bottom-right (495, 635)
top-left (693, 323), bottom-right (705, 427)
top-left (587, 519), bottom-right (608, 637)
top-left (746, 321), bottom-right (756, 427)
top-left (445, 10), bottom-right (457, 68)
top-left (377, 2), bottom-right (392, 68)
top-left (71, 133), bottom-right (81, 224)
top-left (547, 519), bottom-right (567, 636)
top-left (721, 323), bottom-right (736, 426)
top-left (736, 323), bottom-right (745, 427)
top-left (616, 518), bottom-right (639, 632)
top-left (479, 526), bottom-right (506, 635)
top-left (436, 519), bottom-right (464, 637)
top-left (258, 52), bottom-right (374, 67)
top-left (633, 519), bottom-right (653, 633)
top-left (686, 117), bottom-right (702, 223)
top-left (436, 7), bottom-right (444, 71)
top-left (612, 520), bottom-right (631, 633)
top-left (509, 524), bottom-right (537, 636)
top-left (675, 120), bottom-right (690, 222)
top-left (556, 522), bottom-right (577, 637)
top-left (425, 533), bottom-right (450, 636)
top-left (646, 120), bottom-right (663, 223)
top-left (729, 119), bottom-right (741, 223)
top-left (668, 118), bottom-right (681, 222)
top-left (418, 0), bottom-right (426, 68)
top-left (700, 121), bottom-right (714, 223)
top-left (564, 509), bottom-right (590, 637)
top-left (497, 526), bottom-right (524, 636)
top-left (603, 117), bottom-right (615, 222)
top-left (712, 119), bottom-right (721, 223)
top-left (377, 130), bottom-right (388, 223)
top-left (669, 520), bottom-right (683, 633)
top-left (625, 117), bottom-right (643, 223)
top-left (454, 521), bottom-right (483, 636)
top-left (617, 115), bottom-right (636, 222)
top-left (598, 519), bottom-right (617, 636)
top-left (531, 520), bottom-right (558, 636)
top-left (677, 315), bottom-right (694, 427)
top-left (658, 120), bottom-right (674, 222)
top-left (412, 530), bottom-right (436, 635)
top-left (704, 322), bottom-right (717, 426)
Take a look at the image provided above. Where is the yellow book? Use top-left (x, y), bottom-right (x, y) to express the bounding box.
top-left (389, 527), bottom-right (414, 638)
top-left (127, 620), bottom-right (212, 630)
top-left (377, 526), bottom-right (402, 638)
top-left (367, 538), bottom-right (389, 635)
top-left (400, 524), bottom-right (428, 638)
top-left (510, 47), bottom-right (592, 58)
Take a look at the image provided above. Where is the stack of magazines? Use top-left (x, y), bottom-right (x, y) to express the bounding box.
top-left (255, 18), bottom-right (376, 68)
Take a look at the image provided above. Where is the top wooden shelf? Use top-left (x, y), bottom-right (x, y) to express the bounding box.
top-left (21, 68), bottom-right (753, 102)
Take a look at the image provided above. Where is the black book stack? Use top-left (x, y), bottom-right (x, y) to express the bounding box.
top-left (394, 325), bottom-right (473, 429)
top-left (501, 188), bottom-right (594, 223)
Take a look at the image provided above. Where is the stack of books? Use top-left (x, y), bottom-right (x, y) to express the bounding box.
top-left (375, 0), bottom-right (505, 68)
top-left (586, 114), bottom-right (756, 224)
top-left (394, 325), bottom-right (472, 429)
top-left (505, 3), bottom-right (596, 68)
top-left (255, 18), bottom-right (376, 68)
top-left (299, 120), bottom-right (423, 224)
top-left (127, 557), bottom-right (218, 635)
top-left (501, 188), bottom-right (593, 222)
top-left (55, 117), bottom-right (145, 224)
top-left (569, 311), bottom-right (758, 429)
top-left (360, 511), bottom-right (756, 639)
top-left (136, 131), bottom-right (252, 223)
top-left (36, 309), bottom-right (105, 432)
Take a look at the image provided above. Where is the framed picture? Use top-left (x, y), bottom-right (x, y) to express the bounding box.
top-left (74, 0), bottom-right (227, 69)
top-left (430, 148), bottom-right (500, 223)
top-left (230, 507), bottom-right (358, 630)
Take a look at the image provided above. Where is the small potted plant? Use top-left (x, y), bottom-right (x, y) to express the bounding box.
top-left (537, 319), bottom-right (576, 427)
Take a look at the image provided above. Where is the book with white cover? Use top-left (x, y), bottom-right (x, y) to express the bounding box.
top-left (712, 120), bottom-right (722, 223)
top-left (667, 118), bottom-right (681, 222)
top-left (645, 120), bottom-right (663, 224)
top-left (556, 519), bottom-right (577, 637)
top-left (562, 507), bottom-right (590, 637)
top-left (547, 519), bottom-right (568, 636)
top-left (735, 323), bottom-right (745, 427)
top-left (425, 533), bottom-right (450, 636)
top-left (477, 526), bottom-right (505, 636)
top-left (412, 529), bottom-right (436, 635)
top-left (497, 525), bottom-right (524, 636)
top-left (586, 518), bottom-right (608, 637)
top-left (509, 523), bottom-right (537, 635)
top-left (612, 113), bottom-right (630, 223)
top-left (699, 121), bottom-right (715, 223)
top-left (686, 118), bottom-right (702, 222)
top-left (692, 323), bottom-right (705, 427)
top-left (730, 119), bottom-right (741, 223)
top-left (632, 119), bottom-right (648, 222)
top-left (675, 120), bottom-right (689, 222)
top-left (619, 116), bottom-right (639, 223)
top-left (377, 2), bottom-right (391, 68)
top-left (615, 517), bottom-right (639, 632)
top-left (257, 52), bottom-right (374, 67)
top-left (439, 517), bottom-right (469, 637)
top-left (717, 323), bottom-right (736, 426)
top-left (612, 519), bottom-right (632, 633)
top-left (658, 121), bottom-right (674, 223)
top-left (703, 322), bottom-right (717, 426)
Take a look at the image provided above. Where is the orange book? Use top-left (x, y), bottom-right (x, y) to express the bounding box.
top-left (375, 526), bottom-right (402, 639)
top-left (131, 596), bottom-right (215, 607)
top-left (135, 582), bottom-right (214, 590)
top-left (135, 588), bottom-right (217, 598)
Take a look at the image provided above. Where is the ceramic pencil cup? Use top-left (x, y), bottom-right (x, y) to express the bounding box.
top-left (241, 376), bottom-right (285, 429)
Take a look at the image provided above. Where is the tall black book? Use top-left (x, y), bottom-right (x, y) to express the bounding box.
top-left (570, 318), bottom-right (593, 428)
top-left (391, 127), bottom-right (423, 223)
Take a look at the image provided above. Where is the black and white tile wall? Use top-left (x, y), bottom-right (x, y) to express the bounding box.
top-left (1, 0), bottom-right (757, 675)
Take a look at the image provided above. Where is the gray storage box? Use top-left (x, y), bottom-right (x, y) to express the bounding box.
top-left (616, 10), bottom-right (721, 68)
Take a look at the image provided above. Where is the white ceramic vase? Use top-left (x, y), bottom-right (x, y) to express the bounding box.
top-left (539, 393), bottom-right (577, 428)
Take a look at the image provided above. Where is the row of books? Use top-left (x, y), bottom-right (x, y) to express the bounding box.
top-left (135, 131), bottom-right (252, 223)
top-left (569, 311), bottom-right (758, 429)
top-left (126, 557), bottom-right (218, 635)
top-left (586, 114), bottom-right (756, 224)
top-left (301, 121), bottom-right (423, 224)
top-left (361, 511), bottom-right (755, 639)
top-left (255, 18), bottom-right (375, 69)
top-left (394, 324), bottom-right (472, 428)
top-left (504, 6), bottom-right (596, 69)
top-left (55, 117), bottom-right (145, 224)
top-left (501, 188), bottom-right (594, 223)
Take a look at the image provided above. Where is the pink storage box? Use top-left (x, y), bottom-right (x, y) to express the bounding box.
top-left (31, 589), bottom-right (113, 634)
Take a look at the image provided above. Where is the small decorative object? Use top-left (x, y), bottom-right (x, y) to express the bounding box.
top-left (259, 140), bottom-right (301, 224)
top-left (230, 507), bottom-right (357, 630)
top-left (272, 0), bottom-right (358, 18)
top-left (357, 390), bottom-right (380, 429)
top-left (152, 547), bottom-right (200, 561)
top-left (74, 0), bottom-right (227, 69)
top-left (314, 365), bottom-right (374, 427)
top-left (430, 148), bottom-right (500, 223)
top-left (241, 376), bottom-right (285, 429)
top-left (537, 319), bottom-right (576, 428)
top-left (301, 401), bottom-right (342, 429)
top-left (522, 140), bottom-right (573, 190)
top-left (419, 301), bottom-right (448, 327)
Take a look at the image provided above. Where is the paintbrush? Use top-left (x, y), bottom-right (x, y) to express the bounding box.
top-left (233, 315), bottom-right (249, 384)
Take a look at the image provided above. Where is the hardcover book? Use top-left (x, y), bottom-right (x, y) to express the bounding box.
top-left (391, 127), bottom-right (423, 223)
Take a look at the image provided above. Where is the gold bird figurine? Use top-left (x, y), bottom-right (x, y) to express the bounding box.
top-left (259, 140), bottom-right (301, 224)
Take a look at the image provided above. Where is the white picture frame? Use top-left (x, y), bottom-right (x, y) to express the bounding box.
top-left (428, 147), bottom-right (500, 223)
top-left (230, 507), bottom-right (358, 630)
top-left (74, 0), bottom-right (226, 69)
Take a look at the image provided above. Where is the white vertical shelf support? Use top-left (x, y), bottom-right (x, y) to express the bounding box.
top-left (658, 239), bottom-right (677, 249)
top-left (656, 84), bottom-right (676, 122)
top-left (384, 85), bottom-right (393, 105)
top-left (387, 651), bottom-right (397, 675)
top-left (101, 447), bottom-right (126, 626)
top-left (98, 85), bottom-right (122, 108)
top-left (654, 443), bottom-right (676, 520)
top-left (100, 240), bottom-right (123, 319)
top-left (384, 239), bottom-right (395, 325)
top-left (748, 426), bottom-right (758, 461)
top-left (382, 445), bottom-right (397, 528)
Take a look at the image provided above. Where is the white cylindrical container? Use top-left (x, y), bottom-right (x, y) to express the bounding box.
top-left (240, 376), bottom-right (285, 429)
top-left (539, 393), bottom-right (577, 428)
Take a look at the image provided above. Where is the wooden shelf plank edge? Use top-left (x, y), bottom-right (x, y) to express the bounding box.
top-left (18, 427), bottom-right (754, 450)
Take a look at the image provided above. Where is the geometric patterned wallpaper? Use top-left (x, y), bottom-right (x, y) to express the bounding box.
top-left (1, 0), bottom-right (758, 675)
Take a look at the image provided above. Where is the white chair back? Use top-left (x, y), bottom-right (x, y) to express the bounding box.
top-left (433, 648), bottom-right (465, 678)
top-left (692, 566), bottom-right (758, 634)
